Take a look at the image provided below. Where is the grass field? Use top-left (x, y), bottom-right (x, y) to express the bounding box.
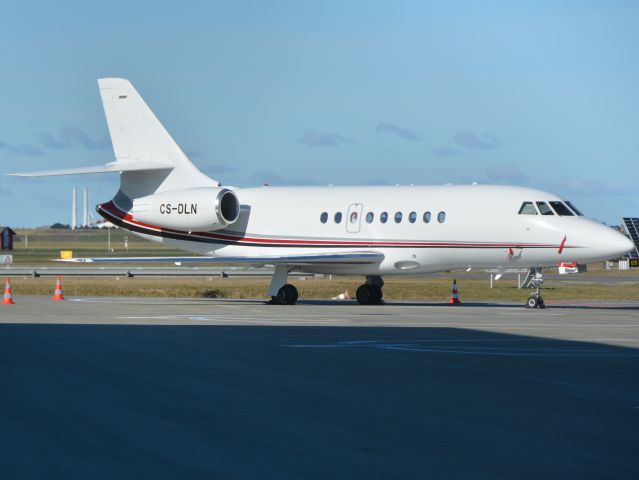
top-left (5, 276), bottom-right (639, 302)
top-left (4, 228), bottom-right (639, 301)
top-left (9, 228), bottom-right (186, 265)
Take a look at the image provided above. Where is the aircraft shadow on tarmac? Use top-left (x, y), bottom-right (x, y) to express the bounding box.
top-left (1, 324), bottom-right (638, 479)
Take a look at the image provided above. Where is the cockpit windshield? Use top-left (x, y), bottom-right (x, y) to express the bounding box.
top-left (565, 201), bottom-right (584, 216)
top-left (536, 202), bottom-right (554, 215)
top-left (518, 200), bottom-right (585, 217)
top-left (549, 201), bottom-right (574, 216)
top-left (518, 202), bottom-right (537, 215)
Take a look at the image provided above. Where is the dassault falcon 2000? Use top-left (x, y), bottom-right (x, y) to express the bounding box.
top-left (11, 78), bottom-right (633, 307)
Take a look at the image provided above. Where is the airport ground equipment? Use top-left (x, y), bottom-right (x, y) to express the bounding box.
top-left (2, 278), bottom-right (14, 304)
top-left (622, 218), bottom-right (639, 259)
top-left (449, 279), bottom-right (461, 304)
top-left (51, 275), bottom-right (65, 301)
top-left (331, 290), bottom-right (351, 300)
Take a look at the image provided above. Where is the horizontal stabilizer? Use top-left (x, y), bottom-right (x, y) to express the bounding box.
top-left (8, 160), bottom-right (173, 177)
top-left (55, 252), bottom-right (385, 266)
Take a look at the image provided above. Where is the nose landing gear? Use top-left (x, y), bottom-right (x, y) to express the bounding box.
top-left (523, 268), bottom-right (546, 309)
top-left (526, 293), bottom-right (545, 309)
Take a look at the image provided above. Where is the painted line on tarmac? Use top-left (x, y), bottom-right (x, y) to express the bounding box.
top-left (283, 340), bottom-right (639, 357)
top-left (69, 298), bottom-right (238, 306)
top-left (71, 297), bottom-right (639, 310)
top-left (113, 314), bottom-right (639, 329)
top-left (116, 312), bottom-right (389, 320)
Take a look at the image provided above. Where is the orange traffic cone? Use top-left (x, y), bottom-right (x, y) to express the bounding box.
top-left (449, 279), bottom-right (461, 304)
top-left (331, 290), bottom-right (351, 300)
top-left (52, 275), bottom-right (65, 301)
top-left (2, 278), bottom-right (15, 304)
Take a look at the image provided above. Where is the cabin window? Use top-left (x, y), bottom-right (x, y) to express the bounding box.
top-left (409, 211), bottom-right (417, 223)
top-left (549, 201), bottom-right (574, 216)
top-left (366, 212), bottom-right (374, 223)
top-left (423, 211), bottom-right (431, 223)
top-left (536, 202), bottom-right (554, 215)
top-left (394, 212), bottom-right (403, 223)
top-left (334, 212), bottom-right (343, 223)
top-left (320, 212), bottom-right (328, 223)
top-left (518, 202), bottom-right (537, 215)
top-left (565, 201), bottom-right (584, 216)
top-left (380, 212), bottom-right (388, 223)
top-left (438, 211), bottom-right (446, 223)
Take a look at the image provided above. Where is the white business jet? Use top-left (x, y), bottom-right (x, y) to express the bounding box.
top-left (11, 79), bottom-right (633, 307)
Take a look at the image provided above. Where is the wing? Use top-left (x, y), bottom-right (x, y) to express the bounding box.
top-left (8, 160), bottom-right (173, 177)
top-left (55, 251), bottom-right (385, 266)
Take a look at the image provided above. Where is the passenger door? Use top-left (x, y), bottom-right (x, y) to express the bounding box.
top-left (346, 203), bottom-right (363, 233)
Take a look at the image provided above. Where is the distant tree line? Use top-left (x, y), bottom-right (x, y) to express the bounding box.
top-left (49, 223), bottom-right (101, 230)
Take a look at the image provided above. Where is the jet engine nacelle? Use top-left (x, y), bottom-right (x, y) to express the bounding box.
top-left (131, 187), bottom-right (240, 231)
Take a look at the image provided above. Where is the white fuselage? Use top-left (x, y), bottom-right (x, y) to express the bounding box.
top-left (103, 184), bottom-right (633, 275)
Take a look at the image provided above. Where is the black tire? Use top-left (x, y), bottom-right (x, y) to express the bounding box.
top-left (526, 296), bottom-right (539, 309)
top-left (356, 285), bottom-right (383, 305)
top-left (356, 285), bottom-right (373, 305)
top-left (275, 284), bottom-right (298, 305)
top-left (370, 285), bottom-right (383, 304)
top-left (538, 297), bottom-right (545, 309)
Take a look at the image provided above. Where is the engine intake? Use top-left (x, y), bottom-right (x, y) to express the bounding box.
top-left (217, 189), bottom-right (240, 224)
top-left (130, 187), bottom-right (240, 231)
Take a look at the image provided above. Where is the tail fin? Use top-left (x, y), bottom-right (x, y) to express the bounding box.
top-left (98, 78), bottom-right (218, 197)
top-left (9, 78), bottom-right (218, 199)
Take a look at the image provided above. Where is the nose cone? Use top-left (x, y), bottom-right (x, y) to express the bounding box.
top-left (602, 228), bottom-right (635, 258)
top-left (615, 232), bottom-right (635, 257)
top-left (572, 221), bottom-right (635, 263)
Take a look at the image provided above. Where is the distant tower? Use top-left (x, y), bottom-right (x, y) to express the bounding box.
top-left (71, 187), bottom-right (77, 230)
top-left (83, 188), bottom-right (89, 227)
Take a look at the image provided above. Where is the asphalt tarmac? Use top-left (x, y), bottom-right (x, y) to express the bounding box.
top-left (1, 297), bottom-right (639, 479)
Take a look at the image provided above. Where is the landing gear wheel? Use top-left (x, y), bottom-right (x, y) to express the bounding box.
top-left (526, 295), bottom-right (545, 309)
top-left (356, 285), bottom-right (383, 305)
top-left (271, 284), bottom-right (298, 305)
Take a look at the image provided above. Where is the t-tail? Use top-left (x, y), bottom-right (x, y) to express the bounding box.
top-left (10, 78), bottom-right (240, 232)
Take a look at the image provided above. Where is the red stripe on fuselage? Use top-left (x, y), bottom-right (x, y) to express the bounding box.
top-left (99, 201), bottom-right (560, 249)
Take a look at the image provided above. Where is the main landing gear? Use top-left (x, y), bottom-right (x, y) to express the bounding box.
top-left (266, 267), bottom-right (385, 306)
top-left (356, 276), bottom-right (384, 305)
top-left (267, 265), bottom-right (299, 305)
top-left (523, 267), bottom-right (545, 309)
top-left (270, 284), bottom-right (299, 305)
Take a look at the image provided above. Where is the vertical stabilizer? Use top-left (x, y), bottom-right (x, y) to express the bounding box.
top-left (98, 78), bottom-right (218, 197)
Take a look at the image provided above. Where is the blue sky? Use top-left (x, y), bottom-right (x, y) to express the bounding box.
top-left (1, 0), bottom-right (638, 227)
